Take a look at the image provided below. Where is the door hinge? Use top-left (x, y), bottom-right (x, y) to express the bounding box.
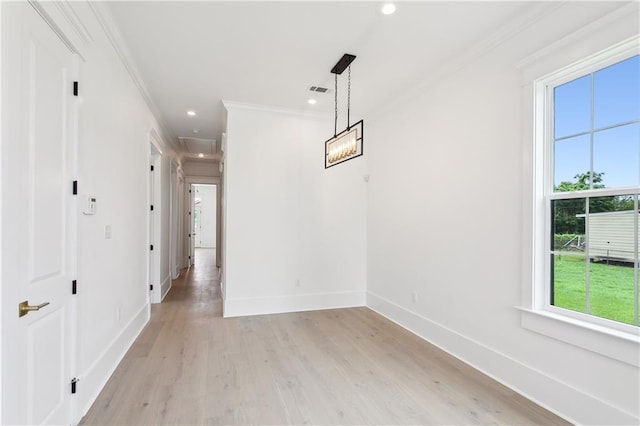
top-left (150, 165), bottom-right (154, 172)
top-left (72, 280), bottom-right (77, 295)
top-left (71, 378), bottom-right (79, 394)
top-left (188, 255), bottom-right (191, 260)
top-left (72, 181), bottom-right (78, 195)
top-left (188, 233), bottom-right (191, 238)
top-left (73, 81), bottom-right (78, 97)
top-left (150, 284), bottom-right (154, 291)
top-left (150, 244), bottom-right (154, 251)
top-left (150, 205), bottom-right (154, 211)
top-left (188, 211), bottom-right (191, 215)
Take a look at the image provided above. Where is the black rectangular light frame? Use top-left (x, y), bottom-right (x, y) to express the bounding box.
top-left (331, 54), bottom-right (356, 75)
top-left (325, 120), bottom-right (364, 169)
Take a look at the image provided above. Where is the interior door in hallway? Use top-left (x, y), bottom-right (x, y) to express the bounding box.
top-left (189, 184), bottom-right (195, 265)
top-left (1, 3), bottom-right (77, 424)
top-left (149, 150), bottom-right (159, 302)
top-left (193, 184), bottom-right (216, 249)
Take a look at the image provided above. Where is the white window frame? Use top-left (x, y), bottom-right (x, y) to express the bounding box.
top-left (519, 33), bottom-right (640, 368)
top-left (540, 49), bottom-right (640, 332)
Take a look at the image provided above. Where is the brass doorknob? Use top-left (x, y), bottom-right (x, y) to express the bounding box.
top-left (18, 301), bottom-right (50, 318)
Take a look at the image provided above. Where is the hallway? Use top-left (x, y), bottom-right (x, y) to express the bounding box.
top-left (81, 248), bottom-right (222, 424)
top-left (80, 248), bottom-right (565, 425)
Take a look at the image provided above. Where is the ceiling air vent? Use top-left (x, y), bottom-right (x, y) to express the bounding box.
top-left (309, 86), bottom-right (329, 93)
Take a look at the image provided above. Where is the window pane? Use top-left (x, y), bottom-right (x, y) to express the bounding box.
top-left (589, 261), bottom-right (635, 324)
top-left (594, 55), bottom-right (640, 129)
top-left (588, 195), bottom-right (636, 255)
top-left (587, 195), bottom-right (637, 324)
top-left (554, 75), bottom-right (591, 139)
top-left (552, 254), bottom-right (587, 314)
top-left (593, 123), bottom-right (640, 189)
top-left (554, 134), bottom-right (590, 191)
top-left (551, 198), bottom-right (587, 311)
top-left (552, 197), bottom-right (586, 236)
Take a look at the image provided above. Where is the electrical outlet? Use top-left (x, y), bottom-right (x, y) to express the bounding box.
top-left (412, 292), bottom-right (418, 304)
top-left (116, 307), bottom-right (121, 321)
top-left (295, 279), bottom-right (301, 287)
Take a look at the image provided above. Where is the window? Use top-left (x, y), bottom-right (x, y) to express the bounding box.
top-left (537, 47), bottom-right (639, 332)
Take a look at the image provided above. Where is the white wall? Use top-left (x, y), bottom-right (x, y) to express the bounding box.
top-left (53, 2), bottom-right (179, 422)
top-left (223, 103), bottom-right (367, 317)
top-left (365, 3), bottom-right (639, 425)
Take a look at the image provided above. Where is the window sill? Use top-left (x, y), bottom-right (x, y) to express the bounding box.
top-left (516, 307), bottom-right (640, 367)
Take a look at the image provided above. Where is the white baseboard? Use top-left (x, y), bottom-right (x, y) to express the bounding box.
top-left (74, 303), bottom-right (150, 424)
top-left (224, 291), bottom-right (365, 318)
top-left (160, 274), bottom-right (171, 301)
top-left (366, 291), bottom-right (638, 426)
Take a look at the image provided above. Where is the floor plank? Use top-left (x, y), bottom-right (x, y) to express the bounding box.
top-left (80, 248), bottom-right (568, 425)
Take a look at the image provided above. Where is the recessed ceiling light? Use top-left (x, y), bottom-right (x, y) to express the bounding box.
top-left (308, 99), bottom-right (317, 105)
top-left (187, 110), bottom-right (196, 116)
top-left (198, 153), bottom-right (204, 158)
top-left (381, 3), bottom-right (396, 15)
top-left (192, 129), bottom-right (200, 134)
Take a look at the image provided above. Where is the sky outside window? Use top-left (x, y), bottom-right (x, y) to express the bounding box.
top-left (554, 55), bottom-right (640, 190)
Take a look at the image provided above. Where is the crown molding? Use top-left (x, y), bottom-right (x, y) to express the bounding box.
top-left (149, 128), bottom-right (164, 155)
top-left (182, 157), bottom-right (220, 164)
top-left (87, 1), bottom-right (181, 156)
top-left (367, 1), bottom-right (564, 120)
top-left (222, 100), bottom-right (332, 120)
top-left (53, 1), bottom-right (93, 46)
top-left (28, 0), bottom-right (92, 60)
top-left (516, 2), bottom-right (640, 70)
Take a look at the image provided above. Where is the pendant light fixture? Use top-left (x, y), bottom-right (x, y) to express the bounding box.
top-left (325, 53), bottom-right (363, 169)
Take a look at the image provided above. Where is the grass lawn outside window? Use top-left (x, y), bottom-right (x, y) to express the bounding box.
top-left (553, 254), bottom-right (635, 325)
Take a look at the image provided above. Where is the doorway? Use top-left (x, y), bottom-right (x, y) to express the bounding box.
top-left (190, 184), bottom-right (217, 266)
top-left (149, 143), bottom-right (162, 303)
top-left (193, 184), bottom-right (217, 249)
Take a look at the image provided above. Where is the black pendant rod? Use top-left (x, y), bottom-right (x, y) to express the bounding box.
top-left (347, 66), bottom-right (351, 130)
top-left (330, 53), bottom-right (356, 136)
top-left (334, 74), bottom-right (338, 137)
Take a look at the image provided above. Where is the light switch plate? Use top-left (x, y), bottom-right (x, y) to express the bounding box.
top-left (83, 195), bottom-right (97, 215)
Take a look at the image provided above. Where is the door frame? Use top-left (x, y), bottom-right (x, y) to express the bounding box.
top-left (1, 2), bottom-right (82, 423)
top-left (192, 184), bottom-right (217, 250)
top-left (169, 159), bottom-right (182, 280)
top-left (183, 177), bottom-right (219, 267)
top-left (149, 136), bottom-right (162, 304)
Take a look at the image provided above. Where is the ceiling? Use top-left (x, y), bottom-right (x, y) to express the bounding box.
top-left (104, 1), bottom-right (538, 157)
top-left (179, 137), bottom-right (218, 160)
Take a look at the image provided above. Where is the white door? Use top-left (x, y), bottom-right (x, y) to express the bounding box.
top-left (196, 185), bottom-right (216, 248)
top-left (1, 3), bottom-right (76, 424)
top-left (149, 159), bottom-right (155, 300)
top-left (195, 205), bottom-right (202, 247)
top-left (189, 185), bottom-right (195, 265)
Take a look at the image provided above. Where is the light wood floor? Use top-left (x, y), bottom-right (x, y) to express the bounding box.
top-left (80, 248), bottom-right (568, 425)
